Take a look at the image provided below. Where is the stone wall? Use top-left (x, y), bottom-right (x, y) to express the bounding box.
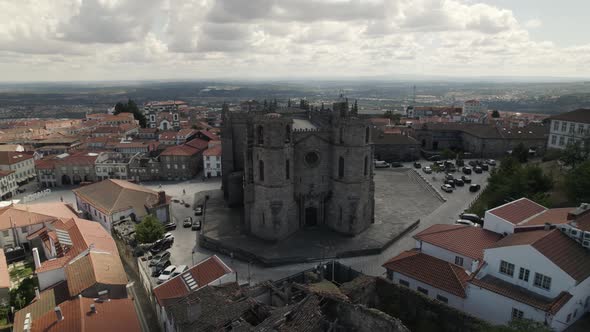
top-left (331, 302), bottom-right (411, 332)
top-left (343, 276), bottom-right (491, 332)
top-left (374, 143), bottom-right (420, 162)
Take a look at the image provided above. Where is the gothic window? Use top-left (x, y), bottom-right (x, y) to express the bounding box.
top-left (365, 127), bottom-right (370, 143)
top-left (339, 127), bottom-right (344, 144)
top-left (257, 125), bottom-right (264, 145)
top-left (285, 125), bottom-right (291, 143)
top-left (364, 156), bottom-right (368, 176)
top-left (286, 159), bottom-right (290, 180)
top-left (259, 160), bottom-right (264, 182)
top-left (338, 156), bottom-right (344, 179)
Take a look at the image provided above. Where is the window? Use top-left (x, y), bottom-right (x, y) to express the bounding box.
top-left (364, 156), bottom-right (368, 176)
top-left (578, 124), bottom-right (584, 135)
top-left (566, 314), bottom-right (571, 323)
top-left (559, 136), bottom-right (565, 146)
top-left (551, 135), bottom-right (557, 145)
top-left (533, 273), bottom-right (552, 290)
top-left (569, 123), bottom-right (575, 134)
top-left (285, 125), bottom-right (291, 143)
top-left (417, 287), bottom-right (429, 295)
top-left (339, 127), bottom-right (344, 144)
top-left (518, 268), bottom-right (530, 282)
top-left (286, 159), bottom-right (290, 180)
top-left (257, 125), bottom-right (264, 145)
top-left (455, 256), bottom-right (464, 266)
top-left (511, 308), bottom-right (524, 320)
top-left (259, 160), bottom-right (264, 182)
top-left (2, 230), bottom-right (8, 237)
top-left (562, 122), bottom-right (567, 132)
top-left (574, 309), bottom-right (578, 318)
top-left (365, 127), bottom-right (370, 144)
top-left (338, 156), bottom-right (344, 179)
top-left (436, 295), bottom-right (449, 303)
top-left (399, 279), bottom-right (409, 287)
top-left (499, 260), bottom-right (515, 277)
top-left (20, 227), bottom-right (27, 233)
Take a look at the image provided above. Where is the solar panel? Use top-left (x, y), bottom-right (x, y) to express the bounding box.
top-left (55, 229), bottom-right (73, 246)
top-left (182, 272), bottom-right (199, 290)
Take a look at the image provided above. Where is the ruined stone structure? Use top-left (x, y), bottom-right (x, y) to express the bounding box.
top-left (222, 98), bottom-right (375, 241)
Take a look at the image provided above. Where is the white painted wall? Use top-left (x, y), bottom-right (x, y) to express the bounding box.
top-left (483, 211), bottom-right (515, 235)
top-left (417, 241), bottom-right (475, 270)
top-left (465, 282), bottom-right (547, 326)
top-left (391, 271), bottom-right (465, 311)
top-left (483, 245), bottom-right (575, 299)
top-left (38, 267), bottom-right (65, 290)
top-left (550, 276), bottom-right (590, 331)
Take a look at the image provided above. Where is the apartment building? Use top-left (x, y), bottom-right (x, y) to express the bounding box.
top-left (0, 151), bottom-right (35, 185)
top-left (203, 141), bottom-right (222, 177)
top-left (547, 109), bottom-right (590, 150)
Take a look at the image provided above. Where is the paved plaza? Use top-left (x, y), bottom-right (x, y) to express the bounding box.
top-left (13, 159), bottom-right (491, 285)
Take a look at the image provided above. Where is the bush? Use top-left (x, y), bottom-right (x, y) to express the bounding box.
top-left (135, 215), bottom-right (165, 244)
top-left (565, 160), bottom-right (590, 204)
top-left (10, 277), bottom-right (38, 310)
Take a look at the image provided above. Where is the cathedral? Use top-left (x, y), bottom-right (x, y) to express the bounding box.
top-left (221, 98), bottom-right (375, 241)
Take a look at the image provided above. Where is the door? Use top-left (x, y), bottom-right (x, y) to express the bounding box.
top-left (305, 207), bottom-right (318, 227)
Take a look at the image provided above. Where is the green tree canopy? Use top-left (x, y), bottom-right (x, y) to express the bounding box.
top-left (135, 215), bottom-right (165, 244)
top-left (115, 99), bottom-right (147, 128)
top-left (560, 139), bottom-right (590, 167)
top-left (10, 277), bottom-right (38, 310)
top-left (565, 160), bottom-right (590, 204)
top-left (383, 110), bottom-right (401, 124)
top-left (491, 110), bottom-right (500, 118)
top-left (511, 143), bottom-right (529, 163)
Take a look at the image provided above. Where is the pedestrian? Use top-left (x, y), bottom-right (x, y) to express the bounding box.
top-left (60, 196), bottom-right (63, 202)
top-left (183, 189), bottom-right (186, 195)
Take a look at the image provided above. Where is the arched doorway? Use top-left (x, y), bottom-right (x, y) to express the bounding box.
top-left (305, 207), bottom-right (318, 227)
top-left (61, 175), bottom-right (71, 185)
top-left (72, 174), bottom-right (82, 185)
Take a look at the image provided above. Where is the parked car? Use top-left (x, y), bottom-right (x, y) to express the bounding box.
top-left (455, 159), bottom-right (465, 167)
top-left (455, 219), bottom-right (479, 227)
top-left (481, 164), bottom-right (489, 171)
top-left (445, 173), bottom-right (454, 181)
top-left (446, 165), bottom-right (457, 173)
top-left (184, 203), bottom-right (190, 208)
top-left (468, 160), bottom-right (477, 167)
top-left (454, 178), bottom-right (464, 187)
top-left (428, 155), bottom-right (441, 161)
top-left (171, 265), bottom-right (188, 278)
top-left (163, 232), bottom-right (174, 240)
top-left (423, 166), bottom-right (432, 174)
top-left (391, 162), bottom-right (403, 168)
top-left (469, 184), bottom-right (481, 192)
top-left (374, 160), bottom-right (390, 168)
top-left (194, 205), bottom-right (203, 216)
top-left (183, 217), bottom-right (193, 228)
top-left (413, 162), bottom-right (421, 169)
top-left (151, 260), bottom-right (171, 277)
top-left (149, 251), bottom-right (171, 267)
top-left (192, 219), bottom-right (202, 231)
top-left (172, 199), bottom-right (180, 203)
top-left (474, 166), bottom-right (483, 174)
top-left (459, 213), bottom-right (483, 224)
top-left (444, 180), bottom-right (455, 188)
top-left (150, 238), bottom-right (173, 254)
top-left (486, 159), bottom-right (496, 166)
top-left (462, 167), bottom-right (472, 175)
top-left (157, 265), bottom-right (177, 283)
top-left (163, 221), bottom-right (176, 231)
top-left (441, 184), bottom-right (454, 193)
top-left (461, 175), bottom-right (472, 183)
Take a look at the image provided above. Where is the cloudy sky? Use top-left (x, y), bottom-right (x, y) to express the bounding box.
top-left (1, 0), bottom-right (589, 82)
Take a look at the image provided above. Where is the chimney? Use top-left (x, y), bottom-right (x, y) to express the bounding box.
top-left (90, 304), bottom-right (97, 314)
top-left (544, 223), bottom-right (551, 231)
top-left (158, 191), bottom-right (166, 205)
top-left (32, 248), bottom-right (41, 269)
top-left (34, 287), bottom-right (39, 298)
top-left (54, 306), bottom-right (64, 321)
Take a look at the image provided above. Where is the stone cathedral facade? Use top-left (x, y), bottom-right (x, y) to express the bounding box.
top-left (221, 98), bottom-right (375, 241)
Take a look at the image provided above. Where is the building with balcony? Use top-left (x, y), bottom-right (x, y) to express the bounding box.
top-left (547, 109), bottom-right (590, 150)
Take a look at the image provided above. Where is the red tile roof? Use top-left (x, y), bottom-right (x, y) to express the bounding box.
top-left (199, 130), bottom-right (219, 141)
top-left (382, 250), bottom-right (470, 298)
top-left (153, 255), bottom-right (232, 306)
top-left (520, 208), bottom-right (572, 227)
top-left (0, 151), bottom-right (33, 165)
top-left (159, 131), bottom-right (177, 140)
top-left (493, 229), bottom-right (590, 282)
top-left (160, 144), bottom-right (200, 157)
top-left (65, 251), bottom-right (127, 297)
top-left (572, 213), bottom-right (590, 232)
top-left (487, 198), bottom-right (546, 225)
top-left (203, 145), bottom-right (222, 157)
top-left (414, 224), bottom-right (502, 260)
top-left (185, 138), bottom-right (209, 151)
top-left (469, 275), bottom-right (572, 315)
top-left (29, 297), bottom-right (140, 332)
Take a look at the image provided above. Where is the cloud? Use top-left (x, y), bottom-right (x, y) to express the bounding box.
top-left (0, 0), bottom-right (587, 81)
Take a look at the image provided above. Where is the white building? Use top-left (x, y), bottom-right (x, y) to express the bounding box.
top-left (547, 109), bottom-right (590, 150)
top-left (463, 100), bottom-right (484, 116)
top-left (0, 171), bottom-right (17, 200)
top-left (203, 141), bottom-right (221, 178)
top-left (0, 152), bottom-right (35, 185)
top-left (383, 199), bottom-right (590, 331)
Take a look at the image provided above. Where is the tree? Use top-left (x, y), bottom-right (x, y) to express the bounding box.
top-left (441, 148), bottom-right (455, 160)
top-left (114, 99), bottom-right (147, 128)
top-left (491, 110), bottom-right (500, 118)
top-left (384, 110), bottom-right (401, 124)
top-left (10, 278), bottom-right (38, 310)
top-left (135, 215), bottom-right (165, 244)
top-left (565, 160), bottom-right (590, 204)
top-left (511, 143), bottom-right (529, 163)
top-left (560, 139), bottom-right (589, 167)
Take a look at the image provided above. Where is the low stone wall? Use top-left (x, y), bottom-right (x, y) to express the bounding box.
top-left (344, 276), bottom-right (491, 332)
top-left (333, 302), bottom-right (411, 332)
